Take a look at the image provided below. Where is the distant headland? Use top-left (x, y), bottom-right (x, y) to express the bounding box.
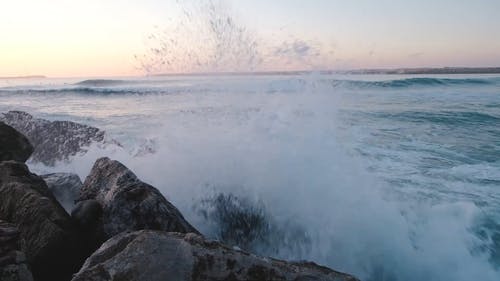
top-left (0, 75), bottom-right (46, 79)
top-left (344, 67), bottom-right (500, 75)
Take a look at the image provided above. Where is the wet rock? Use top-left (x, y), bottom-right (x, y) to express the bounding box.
top-left (71, 200), bottom-right (105, 261)
top-left (0, 111), bottom-right (105, 165)
top-left (41, 173), bottom-right (82, 212)
top-left (71, 200), bottom-right (103, 230)
top-left (72, 230), bottom-right (359, 281)
top-left (0, 121), bottom-right (33, 162)
top-left (0, 220), bottom-right (34, 281)
top-left (78, 157), bottom-right (199, 240)
top-left (0, 161), bottom-right (83, 281)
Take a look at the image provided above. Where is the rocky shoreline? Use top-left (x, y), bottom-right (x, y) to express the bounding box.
top-left (0, 112), bottom-right (360, 281)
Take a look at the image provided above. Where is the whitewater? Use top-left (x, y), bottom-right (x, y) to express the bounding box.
top-left (0, 73), bottom-right (499, 280)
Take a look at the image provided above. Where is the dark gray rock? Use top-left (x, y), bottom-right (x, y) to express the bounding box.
top-left (71, 200), bottom-right (103, 230)
top-left (0, 122), bottom-right (33, 162)
top-left (0, 111), bottom-right (105, 166)
top-left (0, 161), bottom-right (84, 281)
top-left (78, 157), bottom-right (199, 240)
top-left (70, 200), bottom-right (106, 262)
top-left (41, 173), bottom-right (82, 211)
top-left (0, 220), bottom-right (34, 281)
top-left (72, 230), bottom-right (359, 281)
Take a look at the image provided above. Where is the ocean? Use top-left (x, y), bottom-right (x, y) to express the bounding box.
top-left (1, 73), bottom-right (499, 280)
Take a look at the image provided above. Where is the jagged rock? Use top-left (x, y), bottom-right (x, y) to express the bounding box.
top-left (0, 220), bottom-right (34, 281)
top-left (77, 157), bottom-right (199, 240)
top-left (41, 173), bottom-right (82, 211)
top-left (0, 122), bottom-right (33, 162)
top-left (0, 161), bottom-right (84, 281)
top-left (72, 230), bottom-right (359, 281)
top-left (0, 111), bottom-right (105, 165)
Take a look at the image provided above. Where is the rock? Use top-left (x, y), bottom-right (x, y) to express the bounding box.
top-left (41, 173), bottom-right (82, 211)
top-left (0, 161), bottom-right (84, 281)
top-left (0, 220), bottom-right (34, 281)
top-left (70, 200), bottom-right (106, 262)
top-left (78, 157), bottom-right (199, 240)
top-left (72, 230), bottom-right (359, 281)
top-left (71, 200), bottom-right (103, 230)
top-left (0, 111), bottom-right (105, 166)
top-left (0, 122), bottom-right (33, 162)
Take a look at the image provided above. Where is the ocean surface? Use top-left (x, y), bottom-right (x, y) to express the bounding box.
top-left (1, 73), bottom-right (499, 280)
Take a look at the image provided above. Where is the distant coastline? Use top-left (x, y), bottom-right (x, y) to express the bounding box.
top-left (0, 75), bottom-right (46, 79)
top-left (344, 67), bottom-right (500, 75)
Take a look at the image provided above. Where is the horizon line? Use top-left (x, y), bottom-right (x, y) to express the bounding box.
top-left (3, 66), bottom-right (500, 79)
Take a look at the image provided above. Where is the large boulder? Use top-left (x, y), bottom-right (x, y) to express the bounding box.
top-left (0, 111), bottom-right (105, 165)
top-left (41, 173), bottom-right (82, 212)
top-left (0, 220), bottom-right (34, 281)
top-left (77, 157), bottom-right (199, 240)
top-left (0, 121), bottom-right (33, 162)
top-left (0, 161), bottom-right (84, 281)
top-left (72, 230), bottom-right (359, 281)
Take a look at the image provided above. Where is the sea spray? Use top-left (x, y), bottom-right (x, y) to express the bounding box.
top-left (136, 0), bottom-right (260, 74)
top-left (135, 0), bottom-right (335, 74)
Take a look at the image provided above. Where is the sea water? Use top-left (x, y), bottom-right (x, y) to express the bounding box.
top-left (0, 73), bottom-right (499, 280)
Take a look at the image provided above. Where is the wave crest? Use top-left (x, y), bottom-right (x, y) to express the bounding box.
top-left (335, 77), bottom-right (499, 89)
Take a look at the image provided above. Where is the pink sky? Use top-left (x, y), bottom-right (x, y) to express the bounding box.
top-left (1, 0), bottom-right (499, 77)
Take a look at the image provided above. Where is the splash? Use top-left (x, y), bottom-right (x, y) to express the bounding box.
top-left (135, 0), bottom-right (260, 74)
top-left (135, 0), bottom-right (335, 74)
top-left (196, 192), bottom-right (312, 257)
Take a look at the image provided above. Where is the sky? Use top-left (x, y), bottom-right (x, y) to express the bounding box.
top-left (1, 0), bottom-right (500, 77)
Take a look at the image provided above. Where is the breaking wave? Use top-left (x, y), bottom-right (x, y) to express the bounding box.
top-left (1, 76), bottom-right (499, 96)
top-left (333, 77), bottom-right (500, 89)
